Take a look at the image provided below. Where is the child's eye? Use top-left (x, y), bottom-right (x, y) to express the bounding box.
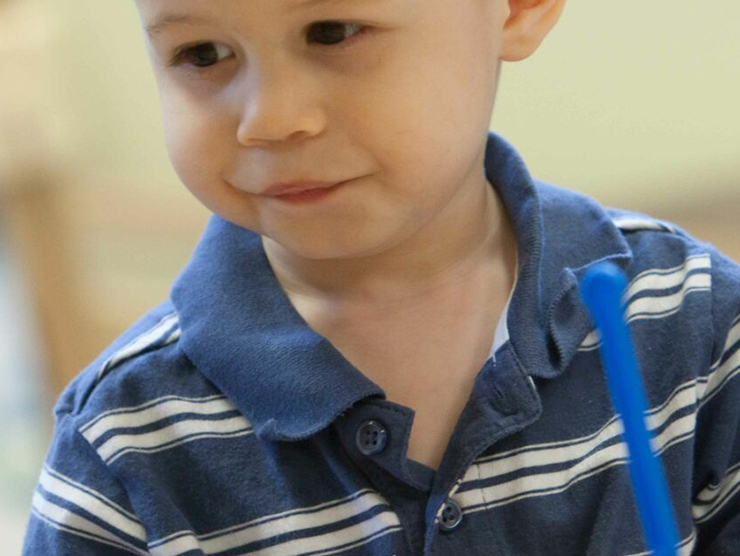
top-left (306, 21), bottom-right (370, 50)
top-left (169, 43), bottom-right (234, 72)
top-left (168, 22), bottom-right (370, 76)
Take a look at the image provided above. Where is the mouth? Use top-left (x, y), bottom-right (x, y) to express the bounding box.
top-left (263, 179), bottom-right (348, 197)
top-left (275, 184), bottom-right (333, 195)
top-left (269, 180), bottom-right (350, 204)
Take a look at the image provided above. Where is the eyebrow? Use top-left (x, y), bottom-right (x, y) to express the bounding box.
top-left (145, 0), bottom-right (348, 38)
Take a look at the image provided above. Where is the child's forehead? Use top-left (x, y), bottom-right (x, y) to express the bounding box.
top-left (138, 0), bottom-right (383, 16)
top-left (137, 0), bottom-right (389, 36)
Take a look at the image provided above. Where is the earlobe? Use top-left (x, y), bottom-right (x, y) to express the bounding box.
top-left (500, 0), bottom-right (566, 62)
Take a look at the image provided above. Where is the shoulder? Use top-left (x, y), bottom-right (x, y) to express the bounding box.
top-left (54, 298), bottom-right (223, 426)
top-left (534, 179), bottom-right (740, 352)
top-left (535, 179), bottom-right (681, 241)
top-left (603, 206), bottom-right (740, 344)
top-left (534, 178), bottom-right (733, 273)
top-left (607, 204), bottom-right (740, 351)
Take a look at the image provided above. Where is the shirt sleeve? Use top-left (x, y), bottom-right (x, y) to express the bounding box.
top-left (691, 247), bottom-right (740, 554)
top-left (21, 412), bottom-right (150, 555)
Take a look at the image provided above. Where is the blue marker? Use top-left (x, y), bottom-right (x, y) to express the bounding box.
top-left (580, 262), bottom-right (680, 556)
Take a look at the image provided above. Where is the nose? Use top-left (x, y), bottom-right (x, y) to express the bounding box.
top-left (236, 58), bottom-right (327, 146)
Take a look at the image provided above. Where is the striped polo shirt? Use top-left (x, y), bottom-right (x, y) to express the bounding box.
top-left (22, 131), bottom-right (740, 555)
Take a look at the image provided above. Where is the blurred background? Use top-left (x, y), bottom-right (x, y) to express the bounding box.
top-left (1, 0), bottom-right (738, 551)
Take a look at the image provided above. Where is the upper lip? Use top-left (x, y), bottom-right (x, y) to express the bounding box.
top-left (262, 180), bottom-right (348, 196)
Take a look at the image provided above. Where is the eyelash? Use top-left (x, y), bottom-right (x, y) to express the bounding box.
top-left (168, 21), bottom-right (371, 76)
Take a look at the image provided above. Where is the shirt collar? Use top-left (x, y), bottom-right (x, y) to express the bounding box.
top-left (170, 131), bottom-right (632, 442)
top-left (485, 133), bottom-right (632, 379)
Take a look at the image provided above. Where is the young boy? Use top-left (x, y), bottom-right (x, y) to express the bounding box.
top-left (22, 0), bottom-right (740, 554)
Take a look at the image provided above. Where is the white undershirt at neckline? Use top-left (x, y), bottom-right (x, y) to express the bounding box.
top-left (491, 257), bottom-right (518, 363)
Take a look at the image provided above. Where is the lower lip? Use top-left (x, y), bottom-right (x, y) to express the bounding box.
top-left (270, 180), bottom-right (348, 204)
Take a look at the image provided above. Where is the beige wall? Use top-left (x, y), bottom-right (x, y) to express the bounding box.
top-left (494, 2), bottom-right (740, 209)
top-left (492, 1), bottom-right (740, 259)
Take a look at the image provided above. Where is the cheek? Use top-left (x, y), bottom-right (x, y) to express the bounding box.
top-left (162, 104), bottom-right (225, 192)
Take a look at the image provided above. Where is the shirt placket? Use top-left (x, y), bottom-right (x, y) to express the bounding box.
top-left (422, 349), bottom-right (542, 555)
top-left (333, 348), bottom-right (543, 555)
top-left (334, 398), bottom-right (434, 554)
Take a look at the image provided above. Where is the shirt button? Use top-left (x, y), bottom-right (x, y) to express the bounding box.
top-left (439, 498), bottom-right (463, 533)
top-left (355, 419), bottom-right (388, 455)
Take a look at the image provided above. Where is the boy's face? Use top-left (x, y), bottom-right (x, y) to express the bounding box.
top-left (136, 0), bottom-right (511, 261)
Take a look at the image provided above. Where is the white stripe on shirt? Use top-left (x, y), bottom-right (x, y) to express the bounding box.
top-left (31, 492), bottom-right (149, 555)
top-left (450, 342), bottom-right (740, 516)
top-left (451, 372), bottom-right (702, 513)
top-left (579, 255), bottom-right (711, 351)
top-left (611, 216), bottom-right (677, 234)
top-left (625, 271), bottom-right (711, 322)
top-left (97, 312), bottom-right (180, 382)
top-left (40, 465), bottom-right (144, 535)
top-left (693, 461), bottom-right (740, 523)
top-left (147, 489), bottom-right (402, 556)
top-left (80, 395), bottom-right (238, 442)
top-left (98, 414), bottom-right (253, 465)
top-left (457, 413), bottom-right (694, 513)
top-left (623, 254), bottom-right (710, 303)
top-left (697, 318), bottom-right (740, 409)
top-left (710, 313), bottom-right (740, 370)
top-left (625, 528), bottom-right (696, 556)
top-left (469, 375), bottom-right (697, 483)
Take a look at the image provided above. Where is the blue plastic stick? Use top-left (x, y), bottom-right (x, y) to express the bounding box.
top-left (580, 262), bottom-right (680, 556)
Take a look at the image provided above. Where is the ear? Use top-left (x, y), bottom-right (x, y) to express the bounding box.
top-left (500, 0), bottom-right (566, 62)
